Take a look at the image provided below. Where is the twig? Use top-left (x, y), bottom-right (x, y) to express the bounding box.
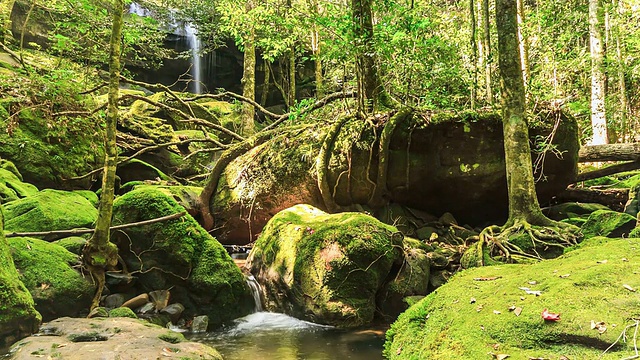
top-left (5, 212), bottom-right (186, 238)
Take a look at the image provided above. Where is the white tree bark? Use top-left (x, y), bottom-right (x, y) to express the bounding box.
top-left (589, 0), bottom-right (608, 145)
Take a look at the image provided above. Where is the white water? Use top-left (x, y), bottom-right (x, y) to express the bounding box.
top-left (221, 312), bottom-right (332, 337)
top-left (246, 275), bottom-right (263, 312)
top-left (128, 2), bottom-right (202, 94)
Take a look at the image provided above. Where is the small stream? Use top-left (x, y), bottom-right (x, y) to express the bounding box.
top-left (188, 312), bottom-right (386, 360)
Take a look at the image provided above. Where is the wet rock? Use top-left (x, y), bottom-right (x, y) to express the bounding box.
top-left (121, 293), bottom-right (149, 309)
top-left (438, 212), bottom-right (458, 226)
top-left (427, 252), bottom-right (449, 270)
top-left (149, 289), bottom-right (170, 311)
top-left (136, 302), bottom-right (156, 314)
top-left (191, 315), bottom-right (209, 333)
top-left (104, 293), bottom-right (125, 309)
top-left (429, 270), bottom-right (452, 289)
top-left (416, 226), bottom-right (438, 240)
top-left (88, 307), bottom-right (108, 318)
top-left (160, 303), bottom-right (185, 323)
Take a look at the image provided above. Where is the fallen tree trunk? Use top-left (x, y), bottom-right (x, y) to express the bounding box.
top-left (579, 143), bottom-right (640, 162)
top-left (555, 187), bottom-right (628, 211)
top-left (576, 160), bottom-right (640, 182)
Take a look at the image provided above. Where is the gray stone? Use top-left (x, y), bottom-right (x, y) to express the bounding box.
top-left (160, 303), bottom-right (185, 323)
top-left (191, 315), bottom-right (209, 333)
top-left (104, 294), bottom-right (125, 309)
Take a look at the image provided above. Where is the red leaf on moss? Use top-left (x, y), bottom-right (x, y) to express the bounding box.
top-left (541, 309), bottom-right (561, 321)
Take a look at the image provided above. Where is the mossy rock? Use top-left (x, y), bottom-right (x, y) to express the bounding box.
top-left (72, 190), bottom-right (99, 208)
top-left (0, 158), bottom-right (24, 180)
top-left (3, 189), bottom-right (98, 239)
top-left (581, 210), bottom-right (636, 239)
top-left (385, 237), bottom-right (640, 359)
top-left (109, 307), bottom-right (138, 319)
top-left (0, 206), bottom-right (41, 349)
top-left (121, 184), bottom-right (202, 217)
top-left (116, 159), bottom-right (173, 185)
top-left (8, 237), bottom-right (94, 321)
top-left (0, 167), bottom-right (38, 204)
top-left (0, 105), bottom-right (104, 189)
top-left (53, 236), bottom-right (87, 255)
top-left (543, 202), bottom-right (611, 221)
top-left (247, 204), bottom-right (404, 327)
top-left (111, 187), bottom-right (253, 329)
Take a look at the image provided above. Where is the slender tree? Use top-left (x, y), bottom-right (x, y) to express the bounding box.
top-left (515, 0), bottom-right (530, 100)
top-left (352, 0), bottom-right (383, 113)
top-left (589, 0), bottom-right (608, 145)
top-left (82, 0), bottom-right (123, 310)
top-left (470, 0), bottom-right (478, 109)
top-left (481, 0), bottom-right (492, 105)
top-left (241, 0), bottom-right (256, 136)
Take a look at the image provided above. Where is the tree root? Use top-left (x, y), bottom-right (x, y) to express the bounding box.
top-left (476, 220), bottom-right (581, 264)
top-left (317, 116), bottom-right (352, 213)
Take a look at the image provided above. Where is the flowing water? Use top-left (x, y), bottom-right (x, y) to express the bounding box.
top-left (188, 312), bottom-right (386, 360)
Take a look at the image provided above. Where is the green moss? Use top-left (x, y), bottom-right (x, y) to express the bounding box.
top-left (72, 190), bottom-right (99, 208)
top-left (8, 237), bottom-right (94, 320)
top-left (108, 307), bottom-right (137, 319)
top-left (385, 237), bottom-right (640, 359)
top-left (0, 168), bottom-right (38, 204)
top-left (249, 204), bottom-right (403, 327)
top-left (0, 207), bottom-right (41, 348)
top-left (3, 189), bottom-right (98, 234)
top-left (53, 237), bottom-right (87, 255)
top-left (158, 332), bottom-right (184, 344)
top-left (111, 187), bottom-right (253, 328)
top-left (581, 210), bottom-right (636, 239)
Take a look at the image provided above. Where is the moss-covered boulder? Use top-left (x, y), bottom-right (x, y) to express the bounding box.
top-left (0, 167), bottom-right (38, 204)
top-left (53, 236), bottom-right (87, 255)
top-left (3, 189), bottom-right (98, 238)
top-left (212, 109), bottom-right (578, 244)
top-left (116, 159), bottom-right (173, 185)
top-left (246, 204), bottom-right (404, 327)
top-left (0, 206), bottom-right (40, 349)
top-left (111, 187), bottom-right (254, 328)
top-left (8, 237), bottom-right (94, 321)
top-left (544, 202), bottom-right (610, 221)
top-left (581, 210), bottom-right (636, 239)
top-left (385, 237), bottom-right (640, 359)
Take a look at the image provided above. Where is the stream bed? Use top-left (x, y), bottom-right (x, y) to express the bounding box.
top-left (188, 312), bottom-right (386, 360)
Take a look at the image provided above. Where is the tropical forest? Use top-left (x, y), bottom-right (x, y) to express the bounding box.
top-left (0, 0), bottom-right (640, 358)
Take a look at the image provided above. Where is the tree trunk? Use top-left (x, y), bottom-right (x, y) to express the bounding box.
top-left (557, 188), bottom-right (628, 212)
top-left (470, 0), bottom-right (477, 109)
top-left (516, 0), bottom-right (530, 101)
top-left (613, 0), bottom-right (629, 142)
top-left (481, 0), bottom-right (492, 105)
top-left (82, 0), bottom-right (123, 311)
top-left (352, 0), bottom-right (383, 113)
top-left (589, 0), bottom-right (608, 145)
top-left (576, 160), bottom-right (640, 182)
top-left (241, 1), bottom-right (256, 136)
top-left (496, 0), bottom-right (546, 225)
top-left (309, 0), bottom-right (323, 98)
top-left (288, 47), bottom-right (296, 108)
top-left (578, 143), bottom-right (640, 162)
top-left (260, 59), bottom-right (270, 107)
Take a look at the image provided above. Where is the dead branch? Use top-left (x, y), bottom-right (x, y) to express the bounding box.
top-left (189, 92), bottom-right (282, 120)
top-left (80, 82), bottom-right (108, 95)
top-left (5, 211), bottom-right (186, 239)
top-left (576, 160), bottom-right (640, 182)
top-left (52, 103), bottom-right (107, 117)
top-left (579, 143), bottom-right (640, 162)
top-left (0, 42), bottom-right (26, 68)
top-left (69, 138), bottom-right (222, 181)
top-left (556, 187), bottom-right (629, 211)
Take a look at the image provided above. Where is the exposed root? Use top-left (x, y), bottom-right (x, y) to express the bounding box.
top-left (317, 116), bottom-right (352, 213)
top-left (476, 220), bottom-right (581, 264)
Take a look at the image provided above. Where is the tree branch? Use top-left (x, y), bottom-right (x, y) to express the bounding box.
top-left (5, 212), bottom-right (186, 238)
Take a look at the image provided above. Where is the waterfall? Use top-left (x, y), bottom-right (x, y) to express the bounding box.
top-left (246, 275), bottom-right (263, 312)
top-left (184, 23), bottom-right (202, 94)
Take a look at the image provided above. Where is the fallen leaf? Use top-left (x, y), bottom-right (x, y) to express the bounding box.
top-left (520, 296), bottom-right (525, 301)
top-left (519, 287), bottom-right (542, 296)
top-left (26, 243), bottom-right (31, 250)
top-left (541, 309), bottom-right (561, 321)
top-left (396, 347), bottom-right (402, 355)
top-left (470, 297), bottom-right (476, 304)
top-left (492, 344), bottom-right (500, 350)
top-left (559, 274), bottom-right (571, 278)
top-left (623, 284), bottom-right (636, 292)
top-left (508, 305), bottom-right (516, 311)
top-left (452, 299), bottom-right (459, 304)
top-left (514, 307), bottom-right (523, 316)
top-left (597, 260), bottom-right (608, 264)
top-left (493, 310), bottom-right (501, 315)
top-left (40, 283), bottom-right (50, 290)
top-left (528, 281), bottom-right (537, 285)
top-left (591, 320), bottom-right (607, 333)
top-left (480, 325), bottom-right (485, 331)
top-left (56, 343), bottom-right (67, 348)
top-left (622, 258), bottom-right (629, 262)
top-left (489, 353), bottom-right (509, 360)
top-left (477, 304), bottom-right (484, 312)
top-left (559, 356), bottom-right (570, 360)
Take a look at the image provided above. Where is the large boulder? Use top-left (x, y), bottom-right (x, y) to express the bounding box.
top-left (0, 167), bottom-right (38, 204)
top-left (0, 207), bottom-right (40, 349)
top-left (7, 317), bottom-right (222, 360)
top-left (385, 237), bottom-right (640, 359)
top-left (111, 187), bottom-right (254, 328)
top-left (246, 204), bottom-right (404, 327)
top-left (8, 237), bottom-right (94, 321)
top-left (212, 109), bottom-right (579, 244)
top-left (3, 189), bottom-right (98, 238)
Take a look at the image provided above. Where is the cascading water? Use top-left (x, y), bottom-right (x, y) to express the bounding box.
top-left (245, 275), bottom-right (263, 312)
top-left (128, 2), bottom-right (202, 94)
top-left (183, 23), bottom-right (202, 94)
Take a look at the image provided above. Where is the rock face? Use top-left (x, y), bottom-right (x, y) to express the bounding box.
top-left (384, 237), bottom-right (640, 359)
top-left (212, 110), bottom-right (579, 244)
top-left (7, 317), bottom-right (222, 360)
top-left (111, 187), bottom-right (254, 328)
top-left (0, 207), bottom-right (41, 349)
top-left (0, 167), bottom-right (38, 204)
top-left (247, 204), bottom-right (405, 327)
top-left (7, 237), bottom-right (94, 321)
